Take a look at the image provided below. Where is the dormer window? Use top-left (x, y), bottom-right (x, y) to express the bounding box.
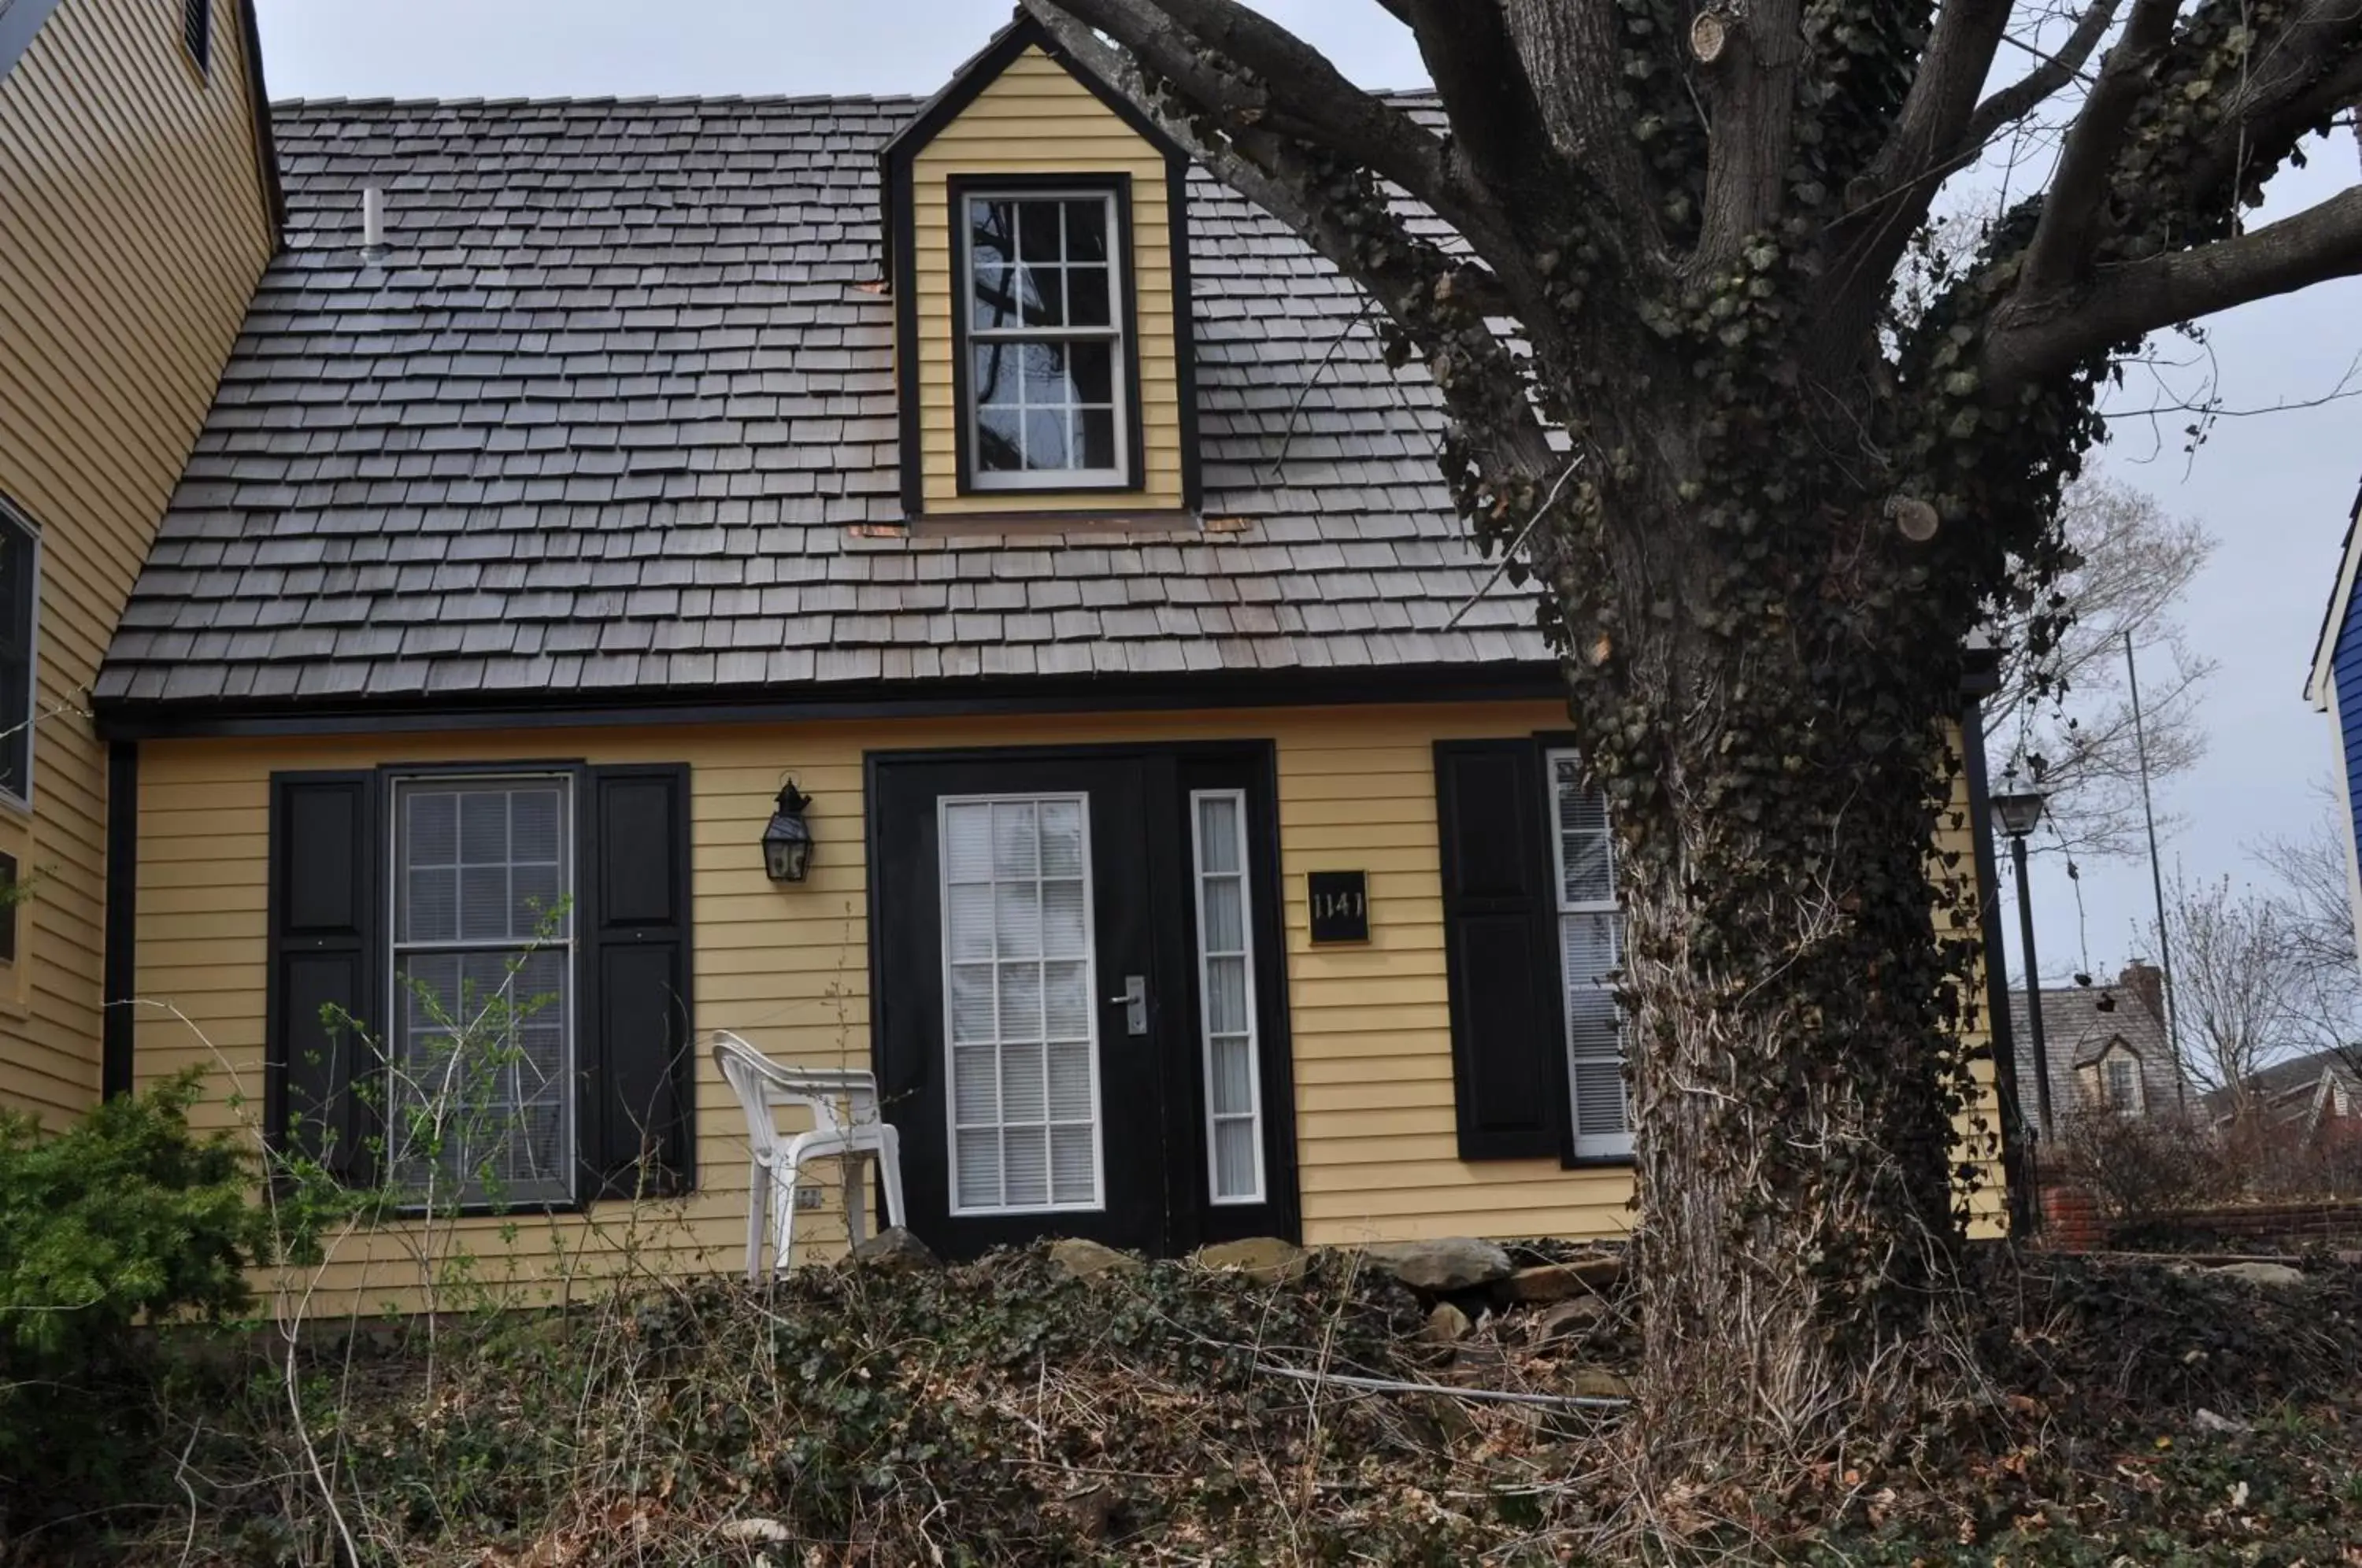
top-left (955, 181), bottom-right (1135, 491)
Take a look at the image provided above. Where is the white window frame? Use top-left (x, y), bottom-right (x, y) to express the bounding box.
top-left (1546, 747), bottom-right (1631, 1160)
top-left (957, 187), bottom-right (1131, 492)
top-left (2102, 1050), bottom-right (2143, 1115)
top-left (1190, 788), bottom-right (1266, 1205)
top-left (937, 791), bottom-right (1108, 1217)
top-left (0, 501), bottom-right (40, 812)
top-left (385, 771), bottom-right (577, 1208)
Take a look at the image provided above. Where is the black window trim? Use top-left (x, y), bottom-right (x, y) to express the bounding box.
top-left (946, 171), bottom-right (1146, 500)
top-left (0, 497), bottom-right (39, 812)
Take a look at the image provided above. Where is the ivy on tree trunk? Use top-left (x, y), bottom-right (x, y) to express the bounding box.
top-left (1024, 0), bottom-right (2362, 1488)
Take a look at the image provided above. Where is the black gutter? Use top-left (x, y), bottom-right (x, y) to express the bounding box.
top-left (93, 663), bottom-right (1574, 742)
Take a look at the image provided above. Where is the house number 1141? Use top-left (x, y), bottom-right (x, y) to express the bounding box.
top-left (1307, 871), bottom-right (1371, 945)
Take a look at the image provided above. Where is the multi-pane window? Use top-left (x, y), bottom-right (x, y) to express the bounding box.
top-left (389, 776), bottom-right (573, 1205)
top-left (0, 505), bottom-right (35, 804)
top-left (1190, 790), bottom-right (1264, 1204)
top-left (2103, 1055), bottom-right (2140, 1114)
top-left (1546, 749), bottom-right (1630, 1159)
top-left (942, 795), bottom-right (1101, 1213)
top-left (961, 190), bottom-right (1127, 488)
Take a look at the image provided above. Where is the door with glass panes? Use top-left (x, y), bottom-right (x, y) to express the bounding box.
top-left (868, 745), bottom-right (1294, 1259)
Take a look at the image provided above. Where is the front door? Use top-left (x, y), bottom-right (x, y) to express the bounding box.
top-left (868, 745), bottom-right (1294, 1259)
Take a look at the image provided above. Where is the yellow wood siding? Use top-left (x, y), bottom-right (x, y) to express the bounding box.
top-left (908, 46), bottom-right (1183, 516)
top-left (133, 701), bottom-right (2008, 1309)
top-left (1934, 721), bottom-right (2010, 1236)
top-left (0, 0), bottom-right (275, 1122)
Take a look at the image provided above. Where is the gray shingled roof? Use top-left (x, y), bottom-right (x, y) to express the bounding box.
top-left (2008, 969), bottom-right (2183, 1123)
top-left (95, 94), bottom-right (1548, 712)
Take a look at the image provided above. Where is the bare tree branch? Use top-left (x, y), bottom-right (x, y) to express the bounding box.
top-left (1960, 0), bottom-right (2126, 153)
top-left (2018, 0), bottom-right (2185, 297)
top-left (1992, 183), bottom-right (2362, 384)
top-left (1694, 0), bottom-right (1804, 272)
top-left (1398, 0), bottom-right (1564, 216)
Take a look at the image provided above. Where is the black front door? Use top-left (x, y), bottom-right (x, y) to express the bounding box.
top-left (868, 745), bottom-right (1296, 1259)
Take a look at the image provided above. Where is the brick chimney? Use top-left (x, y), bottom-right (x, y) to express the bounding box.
top-left (2120, 960), bottom-right (2165, 1021)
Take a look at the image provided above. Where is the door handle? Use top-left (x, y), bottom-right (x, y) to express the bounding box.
top-left (1108, 974), bottom-right (1148, 1037)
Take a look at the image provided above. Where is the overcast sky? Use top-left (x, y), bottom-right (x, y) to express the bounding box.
top-left (251, 1), bottom-right (2362, 986)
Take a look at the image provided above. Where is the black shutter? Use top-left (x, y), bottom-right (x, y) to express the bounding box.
top-left (266, 771), bottom-right (381, 1184)
top-left (1434, 740), bottom-right (1567, 1160)
top-left (581, 764), bottom-right (695, 1198)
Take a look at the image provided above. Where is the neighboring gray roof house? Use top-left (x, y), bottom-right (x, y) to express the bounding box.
top-left (2203, 1048), bottom-right (2362, 1136)
top-left (2009, 961), bottom-right (2184, 1128)
top-left (91, 85), bottom-right (1544, 723)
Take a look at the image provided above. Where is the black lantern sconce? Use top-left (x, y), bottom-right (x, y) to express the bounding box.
top-left (763, 781), bottom-right (815, 884)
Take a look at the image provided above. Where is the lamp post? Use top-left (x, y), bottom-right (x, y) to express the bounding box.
top-left (1992, 789), bottom-right (2052, 1141)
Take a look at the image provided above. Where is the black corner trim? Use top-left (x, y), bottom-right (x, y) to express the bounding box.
top-left (1168, 151), bottom-right (1203, 513)
top-left (235, 0), bottom-right (287, 239)
top-left (893, 155), bottom-right (924, 519)
top-left (102, 741), bottom-right (139, 1099)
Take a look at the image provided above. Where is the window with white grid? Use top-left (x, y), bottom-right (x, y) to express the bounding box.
top-left (1191, 790), bottom-right (1264, 1204)
top-left (941, 795), bottom-right (1102, 1214)
top-left (1546, 749), bottom-right (1630, 1159)
top-left (389, 775), bottom-right (573, 1205)
top-left (961, 190), bottom-right (1129, 489)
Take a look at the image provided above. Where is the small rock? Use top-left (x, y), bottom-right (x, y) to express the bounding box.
top-left (1050, 1237), bottom-right (1141, 1279)
top-left (1054, 1483), bottom-right (1124, 1540)
top-left (1570, 1367), bottom-right (1634, 1400)
top-left (1361, 1237), bottom-right (1513, 1292)
top-left (719, 1518), bottom-right (792, 1544)
top-left (2193, 1407), bottom-right (2250, 1435)
top-left (1531, 1296), bottom-right (1609, 1343)
top-left (1191, 1236), bottom-right (1310, 1284)
top-left (1505, 1252), bottom-right (1623, 1302)
top-left (847, 1226), bottom-right (939, 1271)
top-left (1417, 1301), bottom-right (1472, 1343)
top-left (2205, 1261), bottom-right (2306, 1288)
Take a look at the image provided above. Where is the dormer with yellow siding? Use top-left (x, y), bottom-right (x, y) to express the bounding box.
top-left (881, 18), bottom-right (1200, 521)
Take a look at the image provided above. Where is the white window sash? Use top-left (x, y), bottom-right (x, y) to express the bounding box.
top-left (957, 188), bottom-right (1131, 491)
top-left (937, 791), bottom-right (1108, 1217)
top-left (1190, 788), bottom-right (1265, 1205)
top-left (385, 772), bottom-right (576, 1207)
top-left (1546, 747), bottom-right (1631, 1160)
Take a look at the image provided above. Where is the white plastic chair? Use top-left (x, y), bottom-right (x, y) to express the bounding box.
top-left (712, 1030), bottom-right (907, 1278)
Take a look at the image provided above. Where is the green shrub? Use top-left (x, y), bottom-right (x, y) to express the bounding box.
top-left (0, 1071), bottom-right (268, 1520)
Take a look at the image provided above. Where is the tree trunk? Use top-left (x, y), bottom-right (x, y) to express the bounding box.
top-left (1564, 483), bottom-right (1986, 1489)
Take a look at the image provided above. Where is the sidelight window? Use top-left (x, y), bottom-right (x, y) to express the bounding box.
top-left (1546, 749), bottom-right (1630, 1159)
top-left (1190, 789), bottom-right (1264, 1204)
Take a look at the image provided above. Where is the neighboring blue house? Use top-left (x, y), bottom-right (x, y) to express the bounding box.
top-left (2304, 479), bottom-right (2362, 970)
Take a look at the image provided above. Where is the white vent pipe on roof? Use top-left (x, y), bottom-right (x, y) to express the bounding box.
top-left (361, 185), bottom-right (386, 253)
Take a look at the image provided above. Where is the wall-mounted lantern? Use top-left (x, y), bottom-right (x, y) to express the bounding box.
top-left (763, 782), bottom-right (815, 884)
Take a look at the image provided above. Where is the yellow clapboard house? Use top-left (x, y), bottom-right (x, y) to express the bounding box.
top-left (0, 14), bottom-right (2025, 1303)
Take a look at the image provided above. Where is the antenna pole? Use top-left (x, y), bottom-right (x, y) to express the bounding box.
top-left (2126, 630), bottom-right (2186, 1112)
